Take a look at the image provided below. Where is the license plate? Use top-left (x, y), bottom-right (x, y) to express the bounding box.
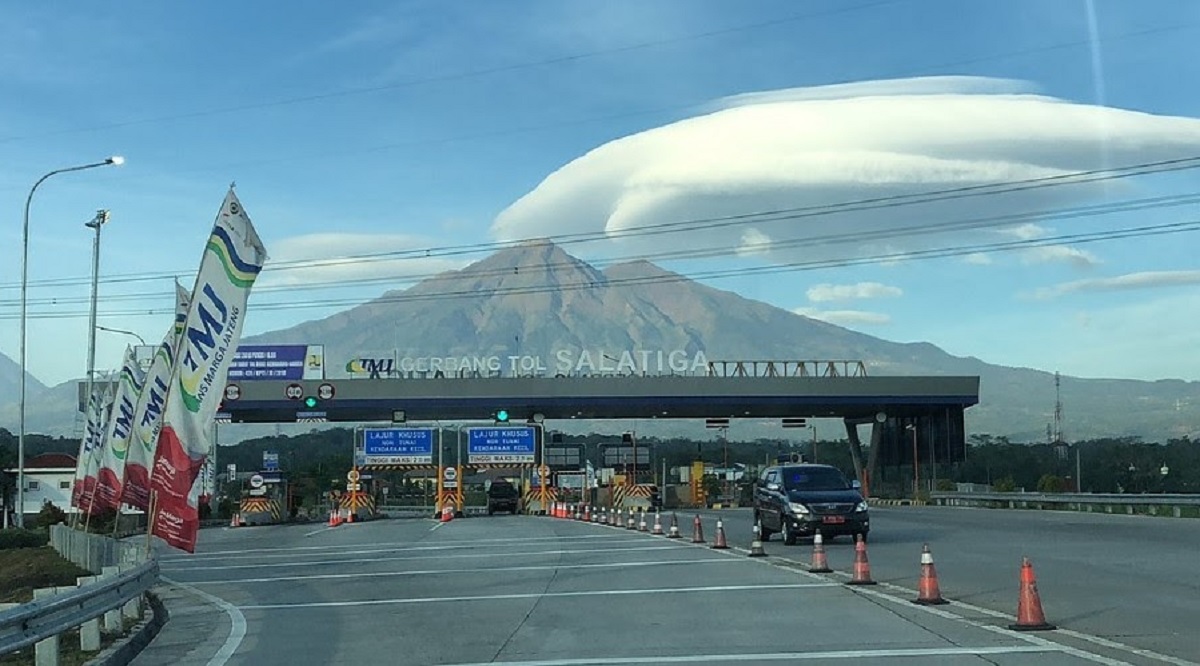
top-left (821, 516), bottom-right (845, 524)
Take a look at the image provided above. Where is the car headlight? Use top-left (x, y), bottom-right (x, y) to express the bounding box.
top-left (788, 502), bottom-right (810, 515)
top-left (856, 501), bottom-right (869, 512)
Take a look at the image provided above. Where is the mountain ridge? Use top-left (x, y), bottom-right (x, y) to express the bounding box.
top-left (3, 240), bottom-right (1196, 440)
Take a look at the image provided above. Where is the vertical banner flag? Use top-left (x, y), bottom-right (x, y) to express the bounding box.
top-left (150, 189), bottom-right (267, 552)
top-left (122, 285), bottom-right (191, 510)
top-left (80, 376), bottom-right (117, 514)
top-left (71, 382), bottom-right (105, 510)
top-left (92, 346), bottom-right (146, 511)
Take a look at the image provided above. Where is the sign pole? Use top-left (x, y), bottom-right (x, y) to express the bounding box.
top-left (437, 427), bottom-right (444, 517)
top-left (455, 427), bottom-right (463, 515)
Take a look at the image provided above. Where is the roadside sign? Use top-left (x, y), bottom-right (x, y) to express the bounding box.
top-left (467, 426), bottom-right (537, 465)
top-left (317, 382), bottom-right (336, 400)
top-left (229, 344), bottom-right (325, 381)
top-left (249, 474), bottom-right (265, 489)
top-left (442, 466), bottom-right (459, 490)
top-left (226, 463), bottom-right (237, 479)
top-left (224, 383), bottom-right (241, 401)
top-left (263, 451), bottom-right (279, 471)
top-left (363, 428), bottom-right (435, 465)
top-left (285, 383), bottom-right (303, 400)
top-left (347, 469), bottom-right (361, 484)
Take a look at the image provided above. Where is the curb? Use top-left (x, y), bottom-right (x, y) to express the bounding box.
top-left (83, 592), bottom-right (169, 666)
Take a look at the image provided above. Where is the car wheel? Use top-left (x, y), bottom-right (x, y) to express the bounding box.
top-left (781, 520), bottom-right (797, 546)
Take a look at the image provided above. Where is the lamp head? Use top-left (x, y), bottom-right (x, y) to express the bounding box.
top-left (106, 156), bottom-right (125, 166)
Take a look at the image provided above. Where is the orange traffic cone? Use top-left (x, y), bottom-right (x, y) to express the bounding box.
top-left (626, 508), bottom-right (636, 530)
top-left (327, 510), bottom-right (337, 527)
top-left (748, 520), bottom-right (767, 557)
top-left (652, 511), bottom-right (664, 535)
top-left (346, 510), bottom-right (355, 524)
top-left (638, 510), bottom-right (648, 532)
top-left (230, 513), bottom-right (240, 528)
top-left (846, 533), bottom-right (877, 585)
top-left (1009, 557), bottom-right (1055, 631)
top-left (913, 544), bottom-right (948, 605)
top-left (440, 505), bottom-right (454, 523)
top-left (809, 532), bottom-right (832, 573)
top-left (666, 513), bottom-right (682, 538)
top-left (691, 515), bottom-right (706, 544)
top-left (711, 519), bottom-right (729, 549)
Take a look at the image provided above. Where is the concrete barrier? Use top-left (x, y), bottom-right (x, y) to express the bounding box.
top-left (929, 491), bottom-right (1200, 517)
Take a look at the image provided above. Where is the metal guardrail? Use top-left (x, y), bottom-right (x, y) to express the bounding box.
top-left (930, 491), bottom-right (1200, 517)
top-left (0, 559), bottom-right (159, 655)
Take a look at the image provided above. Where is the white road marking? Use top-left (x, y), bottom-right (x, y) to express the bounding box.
top-left (191, 557), bottom-right (739, 585)
top-left (163, 544), bottom-right (687, 572)
top-left (162, 576), bottom-right (246, 666)
top-left (666, 530), bottom-right (1186, 666)
top-left (237, 582), bottom-right (836, 611)
top-left (439, 645), bottom-right (1059, 665)
top-left (429, 521), bottom-right (445, 531)
top-left (165, 532), bottom-right (629, 561)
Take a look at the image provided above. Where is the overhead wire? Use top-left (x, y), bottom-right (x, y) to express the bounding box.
top-left (5, 216), bottom-right (1198, 321)
top-left (5, 153), bottom-right (1199, 295)
top-left (5, 188), bottom-right (1200, 308)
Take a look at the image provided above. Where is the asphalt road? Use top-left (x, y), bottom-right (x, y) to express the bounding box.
top-left (683, 504), bottom-right (1200, 663)
top-left (126, 509), bottom-right (1196, 666)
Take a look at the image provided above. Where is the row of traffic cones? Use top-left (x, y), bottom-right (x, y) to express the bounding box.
top-left (569, 508), bottom-right (1055, 632)
top-left (326, 508), bottom-right (359, 527)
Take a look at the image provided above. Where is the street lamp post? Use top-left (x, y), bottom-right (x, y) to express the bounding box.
top-left (17, 156), bottom-right (123, 528)
top-left (95, 325), bottom-right (146, 346)
top-left (906, 424), bottom-right (919, 501)
top-left (82, 209), bottom-right (111, 461)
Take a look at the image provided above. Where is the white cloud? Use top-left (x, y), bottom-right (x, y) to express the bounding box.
top-left (793, 307), bottom-right (891, 326)
top-left (963, 252), bottom-right (993, 265)
top-left (261, 233), bottom-right (467, 287)
top-left (736, 228), bottom-right (772, 257)
top-left (806, 281), bottom-right (902, 302)
top-left (1032, 270), bottom-right (1200, 300)
top-left (491, 76), bottom-right (1200, 267)
top-left (1021, 245), bottom-right (1100, 268)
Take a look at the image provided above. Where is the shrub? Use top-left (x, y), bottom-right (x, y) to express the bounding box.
top-left (993, 476), bottom-right (1017, 492)
top-left (0, 528), bottom-right (49, 550)
top-left (34, 501), bottom-right (68, 529)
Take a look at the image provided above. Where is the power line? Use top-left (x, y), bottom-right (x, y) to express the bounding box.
top-left (5, 154), bottom-right (1198, 294)
top-left (6, 189), bottom-right (1199, 309)
top-left (6, 216), bottom-right (1197, 321)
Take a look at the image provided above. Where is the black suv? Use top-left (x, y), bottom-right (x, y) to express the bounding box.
top-left (753, 464), bottom-right (869, 545)
top-left (486, 479), bottom-right (521, 515)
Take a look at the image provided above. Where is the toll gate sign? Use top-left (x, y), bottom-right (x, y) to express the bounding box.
top-left (467, 426), bottom-right (537, 465)
top-left (363, 428), bottom-right (435, 465)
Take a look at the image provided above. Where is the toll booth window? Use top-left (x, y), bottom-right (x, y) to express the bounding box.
top-left (783, 469), bottom-right (848, 491)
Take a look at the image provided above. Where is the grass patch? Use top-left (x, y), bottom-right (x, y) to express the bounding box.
top-left (0, 546), bottom-right (90, 604)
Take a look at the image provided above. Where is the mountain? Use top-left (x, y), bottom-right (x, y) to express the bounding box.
top-left (244, 240), bottom-right (1199, 441)
top-left (4, 240), bottom-right (1195, 440)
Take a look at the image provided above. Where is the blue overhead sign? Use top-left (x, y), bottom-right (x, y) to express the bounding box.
top-left (363, 428), bottom-right (435, 465)
top-left (467, 426), bottom-right (537, 465)
top-left (228, 344), bottom-right (325, 381)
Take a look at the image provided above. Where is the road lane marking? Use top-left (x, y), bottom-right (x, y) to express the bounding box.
top-left (439, 645), bottom-right (1060, 665)
top-left (163, 544), bottom-right (688, 572)
top-left (162, 576), bottom-right (246, 666)
top-left (165, 533), bottom-right (632, 561)
top-left (190, 557), bottom-right (741, 585)
top-left (237, 582), bottom-right (836, 610)
top-left (430, 521), bottom-right (445, 531)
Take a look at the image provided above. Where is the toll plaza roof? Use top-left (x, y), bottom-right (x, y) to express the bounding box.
top-left (218, 375), bottom-right (980, 423)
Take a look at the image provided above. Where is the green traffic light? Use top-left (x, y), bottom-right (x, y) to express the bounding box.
top-left (304, 396), bottom-right (318, 408)
top-left (495, 410), bottom-right (509, 422)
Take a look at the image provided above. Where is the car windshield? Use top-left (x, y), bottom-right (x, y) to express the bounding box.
top-left (782, 468), bottom-right (849, 491)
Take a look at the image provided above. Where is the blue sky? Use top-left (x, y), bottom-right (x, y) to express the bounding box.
top-left (2, 0), bottom-right (1199, 387)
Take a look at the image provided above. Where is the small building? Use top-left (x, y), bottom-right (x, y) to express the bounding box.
top-left (3, 452), bottom-right (78, 524)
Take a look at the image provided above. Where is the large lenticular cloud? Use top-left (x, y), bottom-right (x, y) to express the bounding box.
top-left (491, 77), bottom-right (1200, 265)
